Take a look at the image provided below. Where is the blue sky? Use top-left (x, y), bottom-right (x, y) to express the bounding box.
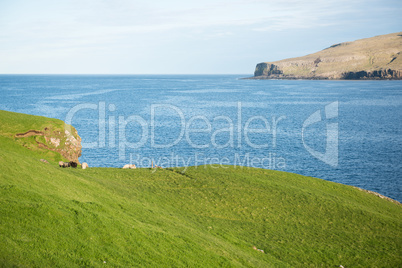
top-left (0, 0), bottom-right (401, 74)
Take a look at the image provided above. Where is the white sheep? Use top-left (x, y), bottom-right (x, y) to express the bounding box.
top-left (123, 164), bottom-right (136, 169)
top-left (82, 162), bottom-right (89, 169)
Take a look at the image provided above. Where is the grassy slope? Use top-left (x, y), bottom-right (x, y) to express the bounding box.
top-left (0, 110), bottom-right (401, 267)
top-left (263, 32), bottom-right (402, 77)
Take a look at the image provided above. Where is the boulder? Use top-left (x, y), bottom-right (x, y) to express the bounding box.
top-left (82, 162), bottom-right (89, 169)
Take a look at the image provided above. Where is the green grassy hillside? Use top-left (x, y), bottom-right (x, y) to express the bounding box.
top-left (0, 110), bottom-right (401, 267)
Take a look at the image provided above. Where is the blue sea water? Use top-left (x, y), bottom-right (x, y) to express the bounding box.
top-left (0, 74), bottom-right (401, 202)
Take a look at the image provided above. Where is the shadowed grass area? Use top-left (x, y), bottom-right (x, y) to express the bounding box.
top-left (0, 110), bottom-right (401, 267)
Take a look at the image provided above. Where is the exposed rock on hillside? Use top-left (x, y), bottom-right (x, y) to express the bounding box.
top-left (250, 32), bottom-right (402, 80)
top-left (15, 124), bottom-right (82, 163)
top-left (254, 63), bottom-right (283, 76)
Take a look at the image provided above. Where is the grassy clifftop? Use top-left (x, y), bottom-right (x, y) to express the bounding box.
top-left (252, 32), bottom-right (402, 79)
top-left (0, 110), bottom-right (401, 267)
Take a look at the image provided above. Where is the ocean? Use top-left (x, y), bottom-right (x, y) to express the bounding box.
top-left (0, 74), bottom-right (401, 201)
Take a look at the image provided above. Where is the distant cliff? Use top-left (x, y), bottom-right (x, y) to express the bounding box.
top-left (250, 32), bottom-right (402, 80)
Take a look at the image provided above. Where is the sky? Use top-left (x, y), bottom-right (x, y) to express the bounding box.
top-left (0, 0), bottom-right (401, 74)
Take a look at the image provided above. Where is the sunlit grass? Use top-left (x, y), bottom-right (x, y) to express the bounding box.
top-left (0, 110), bottom-right (401, 267)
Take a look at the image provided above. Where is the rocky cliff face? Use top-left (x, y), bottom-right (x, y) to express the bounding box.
top-left (15, 124), bottom-right (82, 163)
top-left (341, 69), bottom-right (402, 79)
top-left (254, 63), bottom-right (283, 76)
top-left (251, 32), bottom-right (402, 80)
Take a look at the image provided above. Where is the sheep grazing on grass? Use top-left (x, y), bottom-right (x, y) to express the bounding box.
top-left (82, 162), bottom-right (88, 169)
top-left (58, 161), bottom-right (78, 168)
top-left (69, 161), bottom-right (77, 168)
top-left (59, 161), bottom-right (70, 168)
top-left (122, 164), bottom-right (136, 169)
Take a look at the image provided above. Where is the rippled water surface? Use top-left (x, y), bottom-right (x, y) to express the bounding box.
top-left (1, 75), bottom-right (401, 201)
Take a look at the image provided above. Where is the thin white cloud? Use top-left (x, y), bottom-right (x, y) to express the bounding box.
top-left (0, 0), bottom-right (362, 39)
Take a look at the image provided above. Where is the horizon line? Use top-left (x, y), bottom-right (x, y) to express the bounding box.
top-left (0, 73), bottom-right (252, 76)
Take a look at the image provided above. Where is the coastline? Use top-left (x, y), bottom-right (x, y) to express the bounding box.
top-left (242, 75), bottom-right (402, 80)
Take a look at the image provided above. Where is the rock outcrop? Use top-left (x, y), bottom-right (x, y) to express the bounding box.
top-left (341, 69), bottom-right (402, 79)
top-left (254, 63), bottom-right (283, 76)
top-left (15, 124), bottom-right (82, 163)
top-left (250, 32), bottom-right (402, 80)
